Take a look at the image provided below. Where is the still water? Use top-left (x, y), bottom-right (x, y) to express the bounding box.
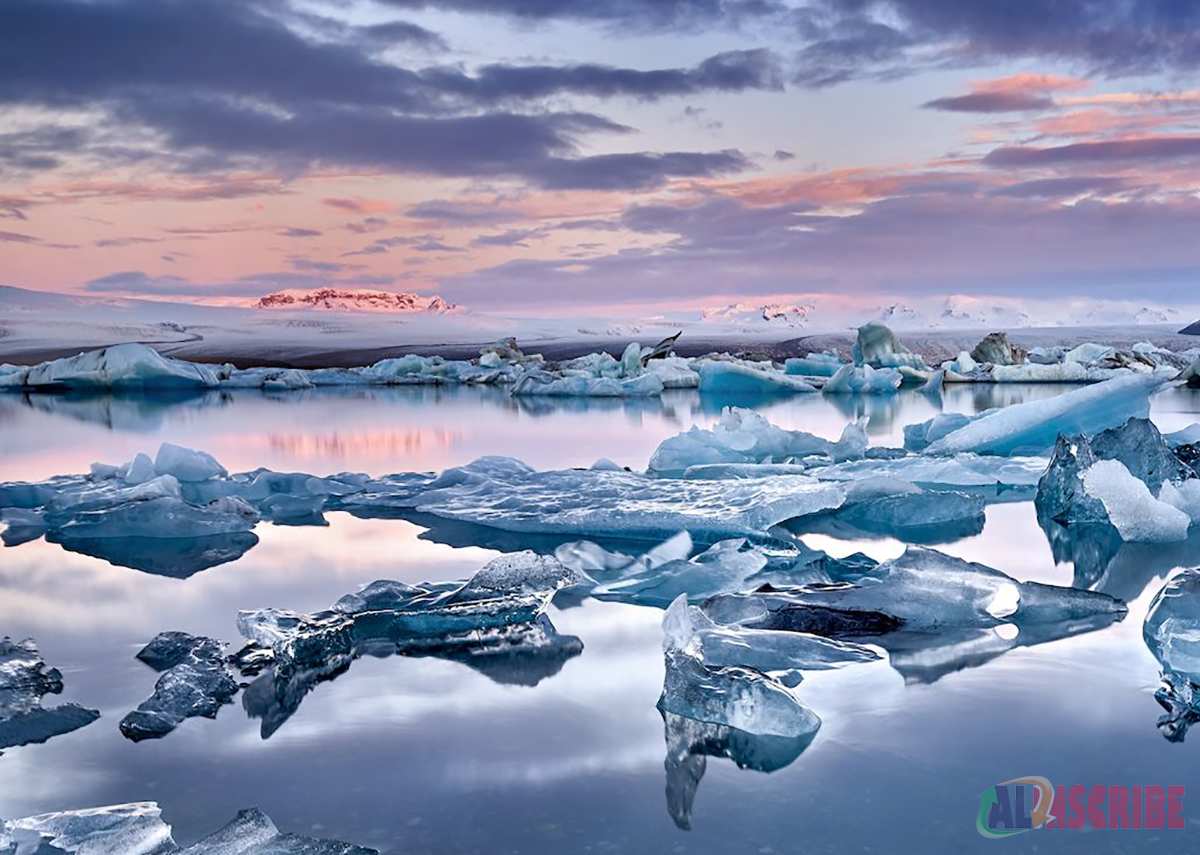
top-left (2, 384), bottom-right (1199, 853)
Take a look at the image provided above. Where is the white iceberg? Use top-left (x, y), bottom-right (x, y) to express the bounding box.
top-left (1081, 460), bottom-right (1191, 542)
top-left (923, 374), bottom-right (1165, 456)
top-left (821, 363), bottom-right (902, 395)
top-left (648, 407), bottom-right (865, 473)
top-left (0, 343), bottom-right (219, 390)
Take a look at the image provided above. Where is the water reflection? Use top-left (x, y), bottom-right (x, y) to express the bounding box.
top-left (51, 532), bottom-right (260, 577)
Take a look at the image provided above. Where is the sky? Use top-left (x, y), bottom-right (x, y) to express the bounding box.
top-left (4, 0), bottom-right (1200, 316)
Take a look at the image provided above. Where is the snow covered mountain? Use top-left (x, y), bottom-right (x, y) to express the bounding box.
top-left (254, 288), bottom-right (457, 314)
top-left (699, 302), bottom-right (814, 329)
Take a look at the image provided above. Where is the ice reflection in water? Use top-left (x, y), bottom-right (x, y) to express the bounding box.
top-left (0, 384), bottom-right (1198, 853)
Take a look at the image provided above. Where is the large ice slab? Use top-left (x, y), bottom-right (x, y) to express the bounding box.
top-left (511, 371), bottom-right (664, 397)
top-left (0, 802), bottom-right (378, 854)
top-left (821, 363), bottom-right (902, 395)
top-left (120, 632), bottom-right (238, 741)
top-left (399, 458), bottom-right (847, 540)
top-left (810, 453), bottom-right (1047, 489)
top-left (696, 360), bottom-right (817, 394)
top-left (0, 343), bottom-right (220, 391)
top-left (703, 546), bottom-right (1126, 633)
top-left (0, 637), bottom-right (99, 752)
top-left (789, 479), bottom-right (987, 544)
top-left (922, 374), bottom-right (1166, 456)
top-left (647, 407), bottom-right (865, 473)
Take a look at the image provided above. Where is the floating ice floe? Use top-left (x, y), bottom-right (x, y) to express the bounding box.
top-left (696, 360), bottom-right (818, 394)
top-left (511, 370), bottom-right (664, 397)
top-left (919, 373), bottom-right (1166, 456)
top-left (810, 453), bottom-right (1048, 490)
top-left (647, 407), bottom-right (865, 473)
top-left (0, 343), bottom-right (220, 390)
top-left (784, 352), bottom-right (844, 377)
top-left (0, 802), bottom-right (377, 854)
top-left (120, 632), bottom-right (238, 742)
top-left (787, 478), bottom-right (987, 544)
top-left (0, 637), bottom-right (99, 752)
top-left (702, 546), bottom-right (1126, 633)
top-left (822, 363), bottom-right (903, 395)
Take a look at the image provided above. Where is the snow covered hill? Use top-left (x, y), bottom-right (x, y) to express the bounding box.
top-left (253, 288), bottom-right (458, 314)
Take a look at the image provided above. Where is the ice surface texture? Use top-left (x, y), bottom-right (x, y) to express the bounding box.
top-left (696, 361), bottom-right (817, 394)
top-left (0, 802), bottom-right (377, 854)
top-left (0, 637), bottom-right (99, 751)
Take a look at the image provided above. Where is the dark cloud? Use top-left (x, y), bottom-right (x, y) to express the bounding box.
top-left (278, 227), bottom-right (323, 238)
top-left (923, 91), bottom-right (1054, 112)
top-left (790, 0), bottom-right (1200, 88)
top-left (0, 0), bottom-right (762, 189)
top-left (360, 20), bottom-right (448, 51)
top-left (94, 236), bottom-right (161, 248)
top-left (406, 200), bottom-right (522, 225)
top-left (470, 228), bottom-right (545, 247)
top-left (374, 0), bottom-right (782, 31)
top-left (773, 149), bottom-right (796, 161)
top-left (83, 268), bottom-right (338, 297)
top-left (984, 136), bottom-right (1200, 167)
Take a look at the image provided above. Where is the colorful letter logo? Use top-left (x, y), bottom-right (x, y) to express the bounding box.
top-left (977, 777), bottom-right (1055, 838)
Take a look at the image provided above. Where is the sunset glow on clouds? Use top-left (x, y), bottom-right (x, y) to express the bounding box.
top-left (3, 0), bottom-right (1200, 312)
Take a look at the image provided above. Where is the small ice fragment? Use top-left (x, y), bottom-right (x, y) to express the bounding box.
top-left (120, 632), bottom-right (237, 741)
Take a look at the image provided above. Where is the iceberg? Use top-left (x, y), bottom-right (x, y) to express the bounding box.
top-left (703, 546), bottom-right (1126, 633)
top-left (663, 595), bottom-right (879, 676)
top-left (56, 495), bottom-right (259, 539)
top-left (1081, 460), bottom-right (1191, 543)
top-left (511, 371), bottom-right (664, 397)
top-left (0, 802), bottom-right (378, 854)
top-left (658, 626), bottom-right (820, 741)
top-left (851, 322), bottom-right (925, 369)
top-left (647, 407), bottom-right (866, 473)
top-left (923, 374), bottom-right (1165, 456)
top-left (695, 360), bottom-right (817, 394)
top-left (153, 443), bottom-right (227, 482)
top-left (0, 637), bottom-right (99, 751)
top-left (1145, 568), bottom-right (1200, 679)
top-left (0, 343), bottom-right (220, 391)
top-left (1035, 418), bottom-right (1192, 525)
top-left (401, 458), bottom-right (847, 540)
top-left (120, 632), bottom-right (238, 741)
top-left (784, 352), bottom-right (844, 377)
top-left (970, 332), bottom-right (1026, 366)
top-left (810, 453), bottom-right (1048, 489)
top-left (790, 480), bottom-right (987, 544)
top-left (821, 363), bottom-right (902, 395)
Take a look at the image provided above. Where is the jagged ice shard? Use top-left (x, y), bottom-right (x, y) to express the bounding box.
top-left (120, 632), bottom-right (238, 742)
top-left (0, 802), bottom-right (378, 854)
top-left (702, 546), bottom-right (1126, 634)
top-left (0, 637), bottom-right (99, 752)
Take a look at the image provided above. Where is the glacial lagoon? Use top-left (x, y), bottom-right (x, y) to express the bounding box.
top-left (3, 382), bottom-right (1200, 853)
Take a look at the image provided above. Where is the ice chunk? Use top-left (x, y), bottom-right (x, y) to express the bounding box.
top-left (1179, 355), bottom-right (1200, 387)
top-left (1081, 460), bottom-right (1190, 543)
top-left (0, 802), bottom-right (379, 854)
top-left (791, 480), bottom-right (987, 544)
top-left (594, 539), bottom-right (769, 607)
top-left (784, 352), bottom-right (844, 377)
top-left (120, 632), bottom-right (237, 741)
top-left (1167, 424), bottom-right (1200, 447)
top-left (1145, 569), bottom-right (1200, 679)
top-left (921, 369), bottom-right (944, 396)
top-left (1035, 418), bottom-right (1191, 524)
top-left (695, 361), bottom-right (817, 394)
top-left (402, 459), bottom-right (847, 540)
top-left (923, 374), bottom-right (1165, 456)
top-left (0, 637), bottom-right (99, 751)
top-left (811, 453), bottom-right (1048, 489)
top-left (511, 372), bottom-right (664, 397)
top-left (648, 407), bottom-right (865, 473)
top-left (1065, 342), bottom-right (1115, 365)
top-left (703, 546), bottom-right (1125, 632)
top-left (821, 364), bottom-right (902, 395)
top-left (1161, 480), bottom-right (1200, 525)
top-left (970, 332), bottom-right (1026, 366)
top-left (153, 443), bottom-right (227, 482)
top-left (663, 595), bottom-right (879, 674)
top-left (662, 711), bottom-right (814, 831)
top-left (658, 637), bottom-right (820, 741)
top-left (944, 351), bottom-right (978, 375)
top-left (121, 453), bottom-right (157, 485)
top-left (3, 802), bottom-right (174, 855)
top-left (903, 412), bottom-right (976, 452)
top-left (56, 496), bottom-right (258, 539)
top-left (0, 343), bottom-right (219, 391)
top-left (852, 322), bottom-right (925, 369)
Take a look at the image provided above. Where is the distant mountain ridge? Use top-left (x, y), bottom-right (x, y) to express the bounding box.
top-left (254, 288), bottom-right (457, 314)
